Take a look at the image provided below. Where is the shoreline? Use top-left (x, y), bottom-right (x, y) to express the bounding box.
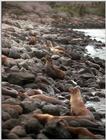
top-left (2, 3), bottom-right (105, 139)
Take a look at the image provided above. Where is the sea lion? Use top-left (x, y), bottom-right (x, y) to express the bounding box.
top-left (59, 120), bottom-right (98, 139)
top-left (28, 34), bottom-right (37, 45)
top-left (2, 55), bottom-right (8, 65)
top-left (45, 40), bottom-right (65, 54)
top-left (29, 94), bottom-right (64, 105)
top-left (68, 86), bottom-right (95, 121)
top-left (44, 56), bottom-right (65, 79)
top-left (2, 55), bottom-right (16, 66)
top-left (18, 92), bottom-right (64, 105)
top-left (33, 113), bottom-right (98, 125)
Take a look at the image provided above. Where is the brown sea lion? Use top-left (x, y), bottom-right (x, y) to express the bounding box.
top-left (2, 55), bottom-right (8, 65)
top-left (59, 120), bottom-right (98, 139)
top-left (18, 92), bottom-right (64, 105)
top-left (28, 34), bottom-right (37, 45)
top-left (29, 94), bottom-right (64, 105)
top-left (45, 40), bottom-right (65, 54)
top-left (33, 113), bottom-right (98, 124)
top-left (68, 86), bottom-right (95, 121)
top-left (44, 56), bottom-right (65, 79)
top-left (2, 55), bottom-right (16, 66)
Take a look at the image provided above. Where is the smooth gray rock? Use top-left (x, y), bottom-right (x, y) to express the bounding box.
top-left (7, 72), bottom-right (35, 85)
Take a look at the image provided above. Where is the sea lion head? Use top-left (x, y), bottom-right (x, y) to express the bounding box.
top-left (68, 86), bottom-right (80, 95)
top-left (2, 55), bottom-right (8, 65)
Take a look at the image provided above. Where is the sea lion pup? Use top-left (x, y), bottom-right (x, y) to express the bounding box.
top-left (18, 92), bottom-right (64, 105)
top-left (68, 86), bottom-right (95, 121)
top-left (44, 55), bottom-right (65, 79)
top-left (59, 120), bottom-right (97, 139)
top-left (29, 94), bottom-right (65, 105)
top-left (45, 40), bottom-right (65, 54)
top-left (28, 33), bottom-right (37, 45)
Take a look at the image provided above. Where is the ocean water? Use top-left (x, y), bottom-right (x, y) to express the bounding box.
top-left (74, 29), bottom-right (106, 60)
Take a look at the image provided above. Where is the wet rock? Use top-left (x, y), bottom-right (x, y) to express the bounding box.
top-left (2, 111), bottom-right (11, 121)
top-left (89, 96), bottom-right (100, 102)
top-left (2, 87), bottom-right (18, 98)
top-left (10, 125), bottom-right (26, 137)
top-left (93, 112), bottom-right (102, 120)
top-left (94, 112), bottom-right (105, 120)
top-left (87, 106), bottom-right (96, 112)
top-left (95, 92), bottom-right (105, 98)
top-left (3, 119), bottom-right (20, 130)
top-left (25, 118), bottom-right (43, 134)
top-left (94, 57), bottom-right (105, 68)
top-left (7, 72), bottom-right (35, 85)
top-left (21, 100), bottom-right (41, 113)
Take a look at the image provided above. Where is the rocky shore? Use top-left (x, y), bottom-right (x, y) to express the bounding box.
top-left (2, 4), bottom-right (105, 139)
